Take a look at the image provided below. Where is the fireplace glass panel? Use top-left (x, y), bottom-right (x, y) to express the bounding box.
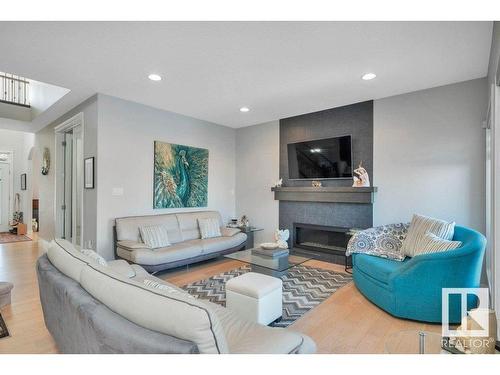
top-left (294, 224), bottom-right (351, 255)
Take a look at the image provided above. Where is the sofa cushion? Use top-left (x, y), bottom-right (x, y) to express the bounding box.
top-left (353, 254), bottom-right (409, 285)
top-left (116, 214), bottom-right (183, 244)
top-left (79, 263), bottom-right (229, 354)
top-left (177, 211), bottom-right (222, 241)
top-left (402, 214), bottom-right (455, 257)
top-left (212, 302), bottom-right (315, 354)
top-left (117, 240), bottom-right (149, 251)
top-left (120, 240), bottom-right (204, 266)
top-left (200, 233), bottom-right (247, 254)
top-left (47, 239), bottom-right (90, 282)
top-left (139, 224), bottom-right (171, 249)
top-left (221, 227), bottom-right (241, 237)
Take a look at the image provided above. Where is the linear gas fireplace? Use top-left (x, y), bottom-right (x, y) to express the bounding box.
top-left (293, 223), bottom-right (355, 265)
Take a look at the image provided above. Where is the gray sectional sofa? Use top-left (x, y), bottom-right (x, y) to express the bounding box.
top-left (37, 239), bottom-right (316, 354)
top-left (114, 211), bottom-right (247, 272)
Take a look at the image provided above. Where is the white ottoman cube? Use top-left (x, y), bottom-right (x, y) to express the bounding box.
top-left (225, 272), bottom-right (282, 325)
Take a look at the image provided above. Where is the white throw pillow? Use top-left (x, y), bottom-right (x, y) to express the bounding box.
top-left (413, 232), bottom-right (462, 257)
top-left (139, 224), bottom-right (171, 249)
top-left (80, 249), bottom-right (108, 266)
top-left (143, 279), bottom-right (195, 298)
top-left (198, 218), bottom-right (222, 239)
top-left (401, 214), bottom-right (455, 257)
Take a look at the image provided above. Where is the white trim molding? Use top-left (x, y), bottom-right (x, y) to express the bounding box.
top-left (54, 112), bottom-right (85, 247)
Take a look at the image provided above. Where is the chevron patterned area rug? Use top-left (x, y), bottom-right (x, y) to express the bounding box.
top-left (182, 264), bottom-right (352, 327)
top-left (0, 313), bottom-right (9, 339)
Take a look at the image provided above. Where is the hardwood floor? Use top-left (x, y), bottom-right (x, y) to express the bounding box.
top-left (0, 237), bottom-right (441, 354)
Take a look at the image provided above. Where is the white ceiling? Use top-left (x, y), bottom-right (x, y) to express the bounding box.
top-left (0, 21), bottom-right (493, 132)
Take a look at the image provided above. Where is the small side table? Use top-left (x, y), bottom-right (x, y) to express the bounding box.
top-left (235, 226), bottom-right (263, 249)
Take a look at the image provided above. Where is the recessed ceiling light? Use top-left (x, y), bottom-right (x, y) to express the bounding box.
top-left (239, 107), bottom-right (250, 113)
top-left (148, 74), bottom-right (162, 81)
top-left (362, 73), bottom-right (377, 81)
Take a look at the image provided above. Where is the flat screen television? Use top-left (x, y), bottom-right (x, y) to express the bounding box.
top-left (287, 135), bottom-right (352, 179)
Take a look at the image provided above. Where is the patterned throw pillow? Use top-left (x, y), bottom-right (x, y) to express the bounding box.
top-left (401, 214), bottom-right (455, 257)
top-left (346, 223), bottom-right (409, 261)
top-left (143, 279), bottom-right (195, 298)
top-left (139, 224), bottom-right (171, 249)
top-left (198, 218), bottom-right (221, 239)
top-left (413, 232), bottom-right (462, 257)
top-left (80, 249), bottom-right (107, 266)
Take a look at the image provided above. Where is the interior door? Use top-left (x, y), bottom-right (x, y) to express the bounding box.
top-left (63, 131), bottom-right (73, 241)
top-left (0, 163), bottom-right (10, 232)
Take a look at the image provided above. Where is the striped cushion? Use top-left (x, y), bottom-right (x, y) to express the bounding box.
top-left (80, 249), bottom-right (108, 266)
top-left (198, 218), bottom-right (221, 239)
top-left (401, 214), bottom-right (455, 257)
top-left (143, 279), bottom-right (195, 298)
top-left (139, 224), bottom-right (171, 249)
top-left (413, 232), bottom-right (462, 256)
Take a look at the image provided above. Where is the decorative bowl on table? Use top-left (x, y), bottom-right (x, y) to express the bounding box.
top-left (260, 242), bottom-right (279, 250)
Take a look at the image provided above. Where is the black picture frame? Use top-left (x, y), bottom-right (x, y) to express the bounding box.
top-left (84, 157), bottom-right (95, 189)
top-left (20, 173), bottom-right (27, 190)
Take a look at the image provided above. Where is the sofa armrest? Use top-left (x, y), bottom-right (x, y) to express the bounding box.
top-left (221, 227), bottom-right (241, 237)
top-left (117, 240), bottom-right (150, 251)
top-left (388, 241), bottom-right (485, 290)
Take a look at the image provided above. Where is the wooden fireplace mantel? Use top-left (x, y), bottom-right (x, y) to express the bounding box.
top-left (271, 186), bottom-right (377, 204)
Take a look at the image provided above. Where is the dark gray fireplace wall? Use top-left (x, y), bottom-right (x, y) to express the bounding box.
top-left (279, 101), bottom-right (374, 255)
top-left (280, 100), bottom-right (373, 187)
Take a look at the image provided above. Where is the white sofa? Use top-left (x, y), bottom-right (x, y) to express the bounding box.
top-left (114, 211), bottom-right (247, 272)
top-left (38, 239), bottom-right (316, 354)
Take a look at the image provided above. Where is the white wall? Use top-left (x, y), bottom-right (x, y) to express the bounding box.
top-left (0, 128), bottom-right (35, 232)
top-left (373, 78), bottom-right (487, 232)
top-left (29, 79), bottom-right (70, 120)
top-left (96, 94), bottom-right (236, 259)
top-left (235, 121), bottom-right (279, 243)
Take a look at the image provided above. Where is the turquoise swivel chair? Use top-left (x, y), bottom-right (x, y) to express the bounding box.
top-left (352, 226), bottom-right (486, 323)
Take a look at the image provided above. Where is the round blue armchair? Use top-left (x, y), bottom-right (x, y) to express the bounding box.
top-left (351, 225), bottom-right (486, 323)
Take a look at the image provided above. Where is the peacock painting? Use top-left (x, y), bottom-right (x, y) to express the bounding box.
top-left (153, 141), bottom-right (208, 208)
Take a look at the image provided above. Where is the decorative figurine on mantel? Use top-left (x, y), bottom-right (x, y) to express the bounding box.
top-left (275, 229), bottom-right (290, 249)
top-left (352, 161), bottom-right (370, 187)
top-left (274, 178), bottom-right (283, 188)
top-left (311, 180), bottom-right (322, 187)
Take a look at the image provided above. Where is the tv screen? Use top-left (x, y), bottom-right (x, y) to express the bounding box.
top-left (287, 135), bottom-right (352, 179)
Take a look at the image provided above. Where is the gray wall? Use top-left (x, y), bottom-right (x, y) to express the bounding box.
top-left (235, 121), bottom-right (279, 243)
top-left (96, 94), bottom-right (236, 259)
top-left (35, 95), bottom-right (98, 246)
top-left (488, 21), bottom-right (500, 85)
top-left (373, 78), bottom-right (487, 232)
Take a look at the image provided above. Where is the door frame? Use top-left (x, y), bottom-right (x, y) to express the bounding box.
top-left (54, 112), bottom-right (84, 246)
top-left (0, 150), bottom-right (14, 232)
